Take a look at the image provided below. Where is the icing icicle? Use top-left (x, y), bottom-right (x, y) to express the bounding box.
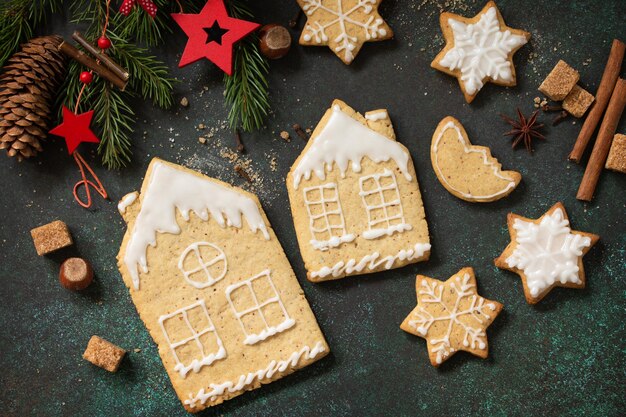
top-left (293, 105), bottom-right (411, 188)
top-left (124, 161), bottom-right (270, 290)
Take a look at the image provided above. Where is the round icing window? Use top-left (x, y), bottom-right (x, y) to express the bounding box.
top-left (178, 242), bottom-right (227, 288)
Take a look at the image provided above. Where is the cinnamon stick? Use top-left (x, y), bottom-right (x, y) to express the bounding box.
top-left (576, 78), bottom-right (626, 201)
top-left (58, 41), bottom-right (128, 91)
top-left (72, 31), bottom-right (129, 82)
top-left (569, 39), bottom-right (625, 162)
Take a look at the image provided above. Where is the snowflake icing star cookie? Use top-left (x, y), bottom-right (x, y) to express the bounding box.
top-left (401, 267), bottom-right (503, 367)
top-left (495, 202), bottom-right (599, 304)
top-left (117, 158), bottom-right (329, 412)
top-left (432, 1), bottom-right (530, 103)
top-left (297, 0), bottom-right (393, 64)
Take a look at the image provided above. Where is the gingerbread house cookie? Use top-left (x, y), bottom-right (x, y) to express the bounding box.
top-left (117, 158), bottom-right (329, 412)
top-left (286, 100), bottom-right (431, 282)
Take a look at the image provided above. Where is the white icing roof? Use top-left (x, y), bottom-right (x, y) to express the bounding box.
top-left (292, 105), bottom-right (412, 188)
top-left (124, 160), bottom-right (269, 290)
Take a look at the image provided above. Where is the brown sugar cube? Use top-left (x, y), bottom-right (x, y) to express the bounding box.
top-left (538, 60), bottom-right (580, 101)
top-left (83, 336), bottom-right (126, 372)
top-left (563, 85), bottom-right (595, 118)
top-left (605, 133), bottom-right (626, 173)
top-left (59, 257), bottom-right (94, 290)
top-left (30, 220), bottom-right (73, 256)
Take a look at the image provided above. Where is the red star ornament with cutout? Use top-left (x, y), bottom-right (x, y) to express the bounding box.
top-left (171, 0), bottom-right (260, 75)
top-left (49, 106), bottom-right (100, 155)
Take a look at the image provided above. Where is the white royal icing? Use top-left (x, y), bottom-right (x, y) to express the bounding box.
top-left (184, 341), bottom-right (326, 407)
top-left (303, 182), bottom-right (354, 251)
top-left (310, 234), bottom-right (356, 251)
top-left (117, 192), bottom-right (137, 215)
top-left (225, 269), bottom-right (296, 345)
top-left (365, 110), bottom-right (388, 121)
top-left (432, 121), bottom-right (517, 200)
top-left (123, 161), bottom-right (270, 290)
top-left (310, 242), bottom-right (431, 279)
top-left (301, 0), bottom-right (387, 63)
top-left (505, 208), bottom-right (592, 298)
top-left (359, 169), bottom-right (412, 240)
top-left (293, 105), bottom-right (411, 189)
top-left (178, 242), bottom-right (227, 289)
top-left (158, 300), bottom-right (227, 378)
top-left (408, 273), bottom-right (497, 364)
top-left (439, 6), bottom-right (528, 95)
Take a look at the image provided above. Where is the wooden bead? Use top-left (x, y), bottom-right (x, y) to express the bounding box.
top-left (259, 24), bottom-right (291, 59)
top-left (59, 257), bottom-right (93, 290)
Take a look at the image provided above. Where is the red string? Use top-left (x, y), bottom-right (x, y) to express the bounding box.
top-left (102, 0), bottom-right (111, 39)
top-left (175, 0), bottom-right (183, 13)
top-left (72, 151), bottom-right (109, 208)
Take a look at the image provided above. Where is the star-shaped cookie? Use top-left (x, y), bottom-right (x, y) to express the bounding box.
top-left (297, 0), bottom-right (393, 64)
top-left (401, 267), bottom-right (503, 367)
top-left (431, 1), bottom-right (530, 103)
top-left (495, 202), bottom-right (599, 304)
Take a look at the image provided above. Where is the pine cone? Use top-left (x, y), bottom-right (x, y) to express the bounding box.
top-left (0, 35), bottom-right (67, 161)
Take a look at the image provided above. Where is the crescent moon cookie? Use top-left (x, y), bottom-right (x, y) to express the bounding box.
top-left (400, 267), bottom-right (503, 367)
top-left (431, 116), bottom-right (521, 202)
top-left (431, 1), bottom-right (530, 103)
top-left (297, 0), bottom-right (393, 65)
top-left (494, 202), bottom-right (599, 304)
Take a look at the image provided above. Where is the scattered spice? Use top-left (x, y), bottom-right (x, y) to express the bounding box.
top-left (501, 109), bottom-right (545, 153)
top-left (280, 131), bottom-right (290, 142)
top-left (552, 110), bottom-right (569, 126)
top-left (234, 164), bottom-right (252, 182)
top-left (289, 9), bottom-right (302, 29)
top-left (293, 123), bottom-right (308, 140)
top-left (234, 129), bottom-right (245, 153)
top-left (180, 97), bottom-right (189, 107)
top-left (541, 103), bottom-right (563, 112)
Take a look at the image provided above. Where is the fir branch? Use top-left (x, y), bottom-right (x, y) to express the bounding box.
top-left (224, 1), bottom-right (270, 132)
top-left (0, 0), bottom-right (62, 67)
top-left (112, 34), bottom-right (174, 108)
top-left (93, 82), bottom-right (134, 169)
top-left (58, 0), bottom-right (175, 169)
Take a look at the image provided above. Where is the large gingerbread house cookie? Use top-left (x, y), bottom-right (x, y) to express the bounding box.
top-left (287, 100), bottom-right (431, 282)
top-left (117, 158), bottom-right (329, 412)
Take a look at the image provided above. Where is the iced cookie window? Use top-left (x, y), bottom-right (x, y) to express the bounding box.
top-left (225, 269), bottom-right (295, 345)
top-left (158, 300), bottom-right (226, 378)
top-left (178, 242), bottom-right (227, 289)
top-left (359, 169), bottom-right (412, 239)
top-left (303, 183), bottom-right (355, 251)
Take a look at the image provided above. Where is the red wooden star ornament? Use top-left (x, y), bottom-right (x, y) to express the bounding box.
top-left (171, 0), bottom-right (260, 75)
top-left (49, 106), bottom-right (100, 154)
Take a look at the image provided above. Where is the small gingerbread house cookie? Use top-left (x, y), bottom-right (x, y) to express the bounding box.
top-left (117, 158), bottom-right (329, 412)
top-left (287, 100), bottom-right (431, 282)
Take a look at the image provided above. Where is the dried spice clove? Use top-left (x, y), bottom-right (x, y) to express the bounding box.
top-left (234, 129), bottom-right (245, 153)
top-left (234, 164), bottom-right (252, 182)
top-left (552, 110), bottom-right (569, 126)
top-left (293, 123), bottom-right (308, 140)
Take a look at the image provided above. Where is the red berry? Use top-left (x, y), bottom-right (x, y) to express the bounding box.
top-left (80, 71), bottom-right (93, 84)
top-left (97, 36), bottom-right (111, 50)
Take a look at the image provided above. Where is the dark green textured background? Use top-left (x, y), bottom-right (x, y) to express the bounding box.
top-left (1, 1), bottom-right (625, 416)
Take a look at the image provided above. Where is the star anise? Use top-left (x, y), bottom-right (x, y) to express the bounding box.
top-left (501, 109), bottom-right (545, 153)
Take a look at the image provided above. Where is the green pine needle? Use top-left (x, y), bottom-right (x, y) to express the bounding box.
top-left (0, 0), bottom-right (62, 67)
top-left (224, 1), bottom-right (270, 132)
top-left (57, 0), bottom-right (175, 169)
